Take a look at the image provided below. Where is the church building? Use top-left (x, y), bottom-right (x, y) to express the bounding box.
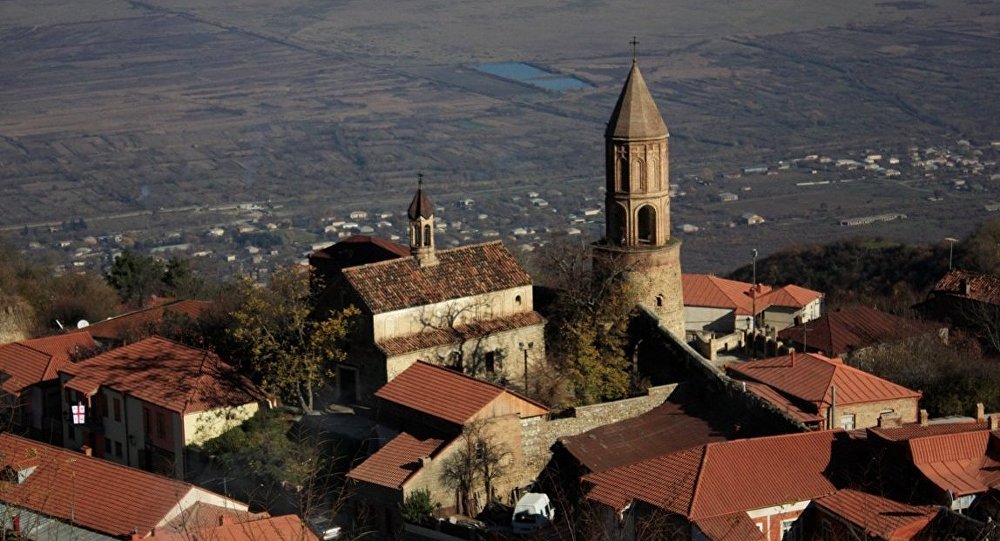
top-left (594, 59), bottom-right (685, 337)
top-left (310, 180), bottom-right (545, 403)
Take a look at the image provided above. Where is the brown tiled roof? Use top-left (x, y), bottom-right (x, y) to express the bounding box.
top-left (86, 299), bottom-right (212, 341)
top-left (342, 241), bottom-right (531, 314)
top-left (558, 399), bottom-right (730, 474)
top-left (60, 336), bottom-right (264, 414)
top-left (692, 513), bottom-right (767, 541)
top-left (744, 381), bottom-right (825, 425)
top-left (815, 489), bottom-right (939, 541)
top-left (778, 305), bottom-right (939, 357)
top-left (0, 433), bottom-right (241, 538)
top-left (309, 235), bottom-right (409, 261)
top-left (161, 501), bottom-right (267, 533)
top-left (376, 311), bottom-right (544, 357)
top-left (606, 62), bottom-right (668, 139)
top-left (0, 331), bottom-right (96, 394)
top-left (727, 352), bottom-right (920, 408)
top-left (375, 361), bottom-right (548, 426)
top-left (584, 430), bottom-right (842, 519)
top-left (868, 420), bottom-right (987, 442)
top-left (346, 432), bottom-right (445, 489)
top-left (908, 430), bottom-right (1000, 496)
top-left (931, 269), bottom-right (1000, 305)
top-left (154, 514), bottom-right (319, 541)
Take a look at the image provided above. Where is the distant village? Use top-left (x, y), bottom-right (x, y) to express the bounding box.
top-left (4, 60), bottom-right (1000, 541)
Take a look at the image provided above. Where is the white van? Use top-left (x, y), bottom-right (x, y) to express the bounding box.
top-left (512, 493), bottom-right (555, 535)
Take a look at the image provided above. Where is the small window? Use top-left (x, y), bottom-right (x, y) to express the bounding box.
top-left (655, 294), bottom-right (664, 307)
top-left (840, 414), bottom-right (856, 431)
top-left (113, 398), bottom-right (122, 422)
top-left (156, 412), bottom-right (166, 438)
top-left (515, 295), bottom-right (522, 306)
top-left (484, 351), bottom-right (497, 374)
top-left (423, 224), bottom-right (431, 246)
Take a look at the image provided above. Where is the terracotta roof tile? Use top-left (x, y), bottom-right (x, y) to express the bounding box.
top-left (692, 513), bottom-right (767, 541)
top-left (376, 312), bottom-right (544, 357)
top-left (86, 300), bottom-right (212, 341)
top-left (376, 361), bottom-right (548, 426)
top-left (154, 514), bottom-right (319, 541)
top-left (932, 269), bottom-right (1000, 305)
top-left (347, 432), bottom-right (445, 489)
top-left (908, 430), bottom-right (1000, 496)
top-left (60, 336), bottom-right (263, 414)
top-left (309, 235), bottom-right (409, 261)
top-left (0, 331), bottom-right (96, 394)
top-left (161, 501), bottom-right (268, 533)
top-left (727, 352), bottom-right (920, 407)
top-left (815, 489), bottom-right (939, 540)
top-left (0, 433), bottom-right (241, 538)
top-left (342, 241), bottom-right (531, 314)
top-left (558, 399), bottom-right (731, 474)
top-left (584, 431), bottom-right (842, 519)
top-left (778, 305), bottom-right (940, 357)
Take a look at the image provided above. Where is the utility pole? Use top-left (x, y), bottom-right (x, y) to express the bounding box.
top-left (945, 237), bottom-right (958, 270)
top-left (751, 249), bottom-right (758, 332)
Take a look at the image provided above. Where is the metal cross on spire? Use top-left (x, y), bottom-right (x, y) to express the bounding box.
top-left (418, 171), bottom-right (424, 188)
top-left (630, 36), bottom-right (640, 63)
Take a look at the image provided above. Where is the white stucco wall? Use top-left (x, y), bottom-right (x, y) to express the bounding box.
top-left (372, 286), bottom-right (533, 342)
top-left (183, 401), bottom-right (260, 446)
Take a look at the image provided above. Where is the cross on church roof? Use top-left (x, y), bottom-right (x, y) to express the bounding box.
top-left (630, 36), bottom-right (640, 63)
top-left (418, 172), bottom-right (424, 188)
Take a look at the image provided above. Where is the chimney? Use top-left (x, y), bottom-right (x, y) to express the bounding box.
top-left (878, 414), bottom-right (902, 428)
top-left (80, 445), bottom-right (92, 457)
top-left (919, 409), bottom-right (929, 427)
top-left (976, 402), bottom-right (986, 423)
top-left (990, 415), bottom-right (999, 431)
top-left (789, 348), bottom-right (796, 366)
top-left (219, 515), bottom-right (234, 526)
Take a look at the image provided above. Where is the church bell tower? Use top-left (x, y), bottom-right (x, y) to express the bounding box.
top-left (408, 174), bottom-right (438, 267)
top-left (594, 53), bottom-right (685, 337)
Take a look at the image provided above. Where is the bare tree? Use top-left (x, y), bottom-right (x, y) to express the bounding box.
top-left (439, 419), bottom-right (512, 517)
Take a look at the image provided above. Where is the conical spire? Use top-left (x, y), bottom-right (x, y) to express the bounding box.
top-left (606, 62), bottom-right (668, 140)
top-left (407, 173), bottom-right (433, 220)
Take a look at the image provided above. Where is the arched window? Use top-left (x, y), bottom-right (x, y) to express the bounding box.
top-left (656, 294), bottom-right (664, 307)
top-left (515, 295), bottom-right (522, 306)
top-left (411, 225), bottom-right (419, 246)
top-left (633, 159), bottom-right (646, 191)
top-left (637, 205), bottom-right (656, 244)
top-left (423, 224), bottom-right (431, 246)
top-left (648, 157), bottom-right (659, 190)
top-left (610, 204), bottom-right (627, 245)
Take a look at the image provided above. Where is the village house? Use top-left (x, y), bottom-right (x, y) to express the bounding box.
top-left (806, 489), bottom-right (940, 541)
top-left (726, 351), bottom-right (921, 430)
top-left (346, 361), bottom-right (548, 536)
top-left (0, 330), bottom-right (95, 443)
top-left (778, 305), bottom-right (945, 358)
top-left (682, 273), bottom-right (823, 336)
top-left (57, 336), bottom-right (265, 478)
top-left (915, 268), bottom-right (1000, 331)
top-left (310, 182), bottom-right (545, 403)
top-left (0, 432), bottom-right (253, 540)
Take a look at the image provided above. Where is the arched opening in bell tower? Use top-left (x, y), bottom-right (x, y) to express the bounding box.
top-left (637, 205), bottom-right (656, 244)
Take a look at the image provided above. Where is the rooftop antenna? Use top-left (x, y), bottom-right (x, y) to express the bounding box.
top-left (630, 36), bottom-right (640, 63)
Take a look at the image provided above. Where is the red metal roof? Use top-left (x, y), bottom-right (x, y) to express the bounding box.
top-left (778, 305), bottom-right (940, 357)
top-left (683, 274), bottom-right (760, 315)
top-left (744, 382), bottom-right (825, 425)
top-left (60, 336), bottom-right (263, 414)
top-left (584, 430), bottom-right (842, 519)
top-left (343, 241), bottom-right (531, 314)
top-left (868, 420), bottom-right (987, 443)
top-left (759, 284), bottom-right (823, 309)
top-left (310, 234), bottom-right (410, 261)
top-left (0, 331), bottom-right (96, 394)
top-left (815, 489), bottom-right (939, 540)
top-left (0, 433), bottom-right (241, 538)
top-left (86, 299), bottom-right (212, 341)
top-left (558, 399), bottom-right (731, 474)
top-left (727, 352), bottom-right (920, 408)
top-left (692, 513), bottom-right (767, 541)
top-left (908, 430), bottom-right (1000, 496)
top-left (375, 361), bottom-right (548, 426)
top-left (376, 311), bottom-right (544, 357)
top-left (346, 432), bottom-right (445, 489)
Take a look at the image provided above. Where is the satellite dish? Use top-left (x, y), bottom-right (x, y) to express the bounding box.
top-left (76, 320), bottom-right (90, 329)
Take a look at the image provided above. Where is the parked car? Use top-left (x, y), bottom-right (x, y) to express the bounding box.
top-left (512, 493), bottom-right (555, 535)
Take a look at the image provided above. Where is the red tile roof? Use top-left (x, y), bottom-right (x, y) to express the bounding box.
top-left (760, 284), bottom-right (823, 309)
top-left (86, 299), bottom-right (212, 341)
top-left (161, 501), bottom-right (267, 533)
top-left (153, 514), bottom-right (319, 541)
top-left (0, 331), bottom-right (96, 394)
top-left (375, 361), bottom-right (548, 426)
top-left (727, 352), bottom-right (920, 409)
top-left (309, 235), bottom-right (410, 261)
top-left (868, 420), bottom-right (987, 443)
top-left (60, 336), bottom-right (263, 414)
top-left (0, 433), bottom-right (243, 538)
top-left (342, 241), bottom-right (531, 314)
top-left (931, 269), bottom-right (1000, 305)
top-left (908, 430), bottom-right (1000, 496)
top-left (778, 305), bottom-right (940, 357)
top-left (692, 513), bottom-right (767, 541)
top-left (584, 430), bottom-right (842, 519)
top-left (815, 489), bottom-right (939, 540)
top-left (558, 399), bottom-right (731, 473)
top-left (376, 311), bottom-right (544, 357)
top-left (346, 432), bottom-right (445, 489)
top-left (683, 274), bottom-right (822, 315)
